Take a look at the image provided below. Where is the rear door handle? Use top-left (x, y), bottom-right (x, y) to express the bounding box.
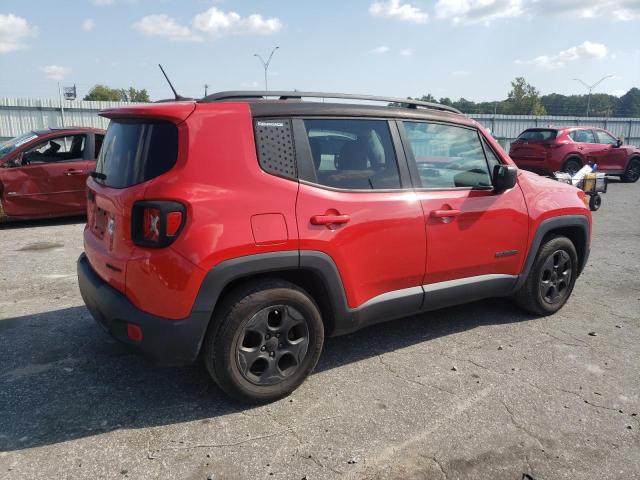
top-left (431, 209), bottom-right (461, 218)
top-left (310, 214), bottom-right (351, 226)
top-left (65, 169), bottom-right (84, 176)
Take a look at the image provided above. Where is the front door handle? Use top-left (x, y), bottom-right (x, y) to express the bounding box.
top-left (431, 209), bottom-right (461, 219)
top-left (65, 169), bottom-right (84, 176)
top-left (310, 214), bottom-right (351, 226)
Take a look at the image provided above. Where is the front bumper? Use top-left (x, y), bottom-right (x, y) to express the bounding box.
top-left (77, 253), bottom-right (211, 366)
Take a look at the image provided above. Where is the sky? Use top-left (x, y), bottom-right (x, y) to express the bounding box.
top-left (0, 0), bottom-right (639, 102)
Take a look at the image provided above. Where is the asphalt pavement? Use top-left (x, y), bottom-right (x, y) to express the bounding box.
top-left (1, 181), bottom-right (638, 480)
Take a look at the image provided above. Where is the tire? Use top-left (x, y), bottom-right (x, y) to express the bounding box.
top-left (512, 235), bottom-right (578, 316)
top-left (621, 158), bottom-right (640, 183)
top-left (562, 158), bottom-right (582, 176)
top-left (203, 279), bottom-right (324, 404)
top-left (589, 194), bottom-right (602, 211)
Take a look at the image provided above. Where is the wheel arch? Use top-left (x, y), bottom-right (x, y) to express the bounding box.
top-left (512, 215), bottom-right (590, 293)
top-left (193, 251), bottom-right (350, 343)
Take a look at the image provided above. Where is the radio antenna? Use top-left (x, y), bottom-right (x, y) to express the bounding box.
top-left (158, 64), bottom-right (185, 100)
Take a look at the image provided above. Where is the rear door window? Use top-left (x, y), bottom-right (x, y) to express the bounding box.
top-left (403, 121), bottom-right (493, 189)
top-left (301, 119), bottom-right (401, 190)
top-left (517, 129), bottom-right (557, 141)
top-left (95, 120), bottom-right (178, 188)
top-left (569, 130), bottom-right (596, 143)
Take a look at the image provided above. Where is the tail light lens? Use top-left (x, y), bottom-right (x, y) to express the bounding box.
top-left (132, 201), bottom-right (186, 247)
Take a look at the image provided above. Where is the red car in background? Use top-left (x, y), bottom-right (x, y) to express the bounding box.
top-left (509, 127), bottom-right (640, 182)
top-left (0, 127), bottom-right (105, 222)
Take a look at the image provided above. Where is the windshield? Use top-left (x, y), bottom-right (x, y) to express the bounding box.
top-left (0, 132), bottom-right (39, 159)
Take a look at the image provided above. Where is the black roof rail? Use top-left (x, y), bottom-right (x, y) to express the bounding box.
top-left (199, 91), bottom-right (462, 114)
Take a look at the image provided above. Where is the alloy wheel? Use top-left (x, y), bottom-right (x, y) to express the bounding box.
top-left (539, 250), bottom-right (573, 305)
top-left (235, 305), bottom-right (310, 386)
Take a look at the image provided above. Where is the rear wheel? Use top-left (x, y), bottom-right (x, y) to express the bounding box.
top-left (622, 158), bottom-right (640, 183)
top-left (562, 158), bottom-right (582, 176)
top-left (203, 279), bottom-right (324, 404)
top-left (589, 194), bottom-right (602, 211)
top-left (513, 236), bottom-right (578, 316)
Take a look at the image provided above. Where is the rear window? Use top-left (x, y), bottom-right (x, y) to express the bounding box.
top-left (517, 129), bottom-right (557, 142)
top-left (94, 119), bottom-right (178, 188)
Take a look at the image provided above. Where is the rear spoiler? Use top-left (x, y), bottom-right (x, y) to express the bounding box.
top-left (99, 102), bottom-right (196, 123)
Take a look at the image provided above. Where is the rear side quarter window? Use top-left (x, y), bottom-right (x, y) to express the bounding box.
top-left (254, 119), bottom-right (297, 179)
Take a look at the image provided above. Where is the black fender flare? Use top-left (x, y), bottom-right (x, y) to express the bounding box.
top-left (192, 250), bottom-right (353, 337)
top-left (511, 214), bottom-right (590, 293)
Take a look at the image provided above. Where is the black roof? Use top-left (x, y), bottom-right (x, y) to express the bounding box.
top-left (32, 126), bottom-right (102, 136)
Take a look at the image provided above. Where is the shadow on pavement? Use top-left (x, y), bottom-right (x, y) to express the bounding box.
top-left (0, 215), bottom-right (86, 230)
top-left (0, 299), bottom-right (536, 452)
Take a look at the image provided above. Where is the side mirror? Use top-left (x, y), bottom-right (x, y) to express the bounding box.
top-left (493, 165), bottom-right (517, 192)
top-left (616, 137), bottom-right (623, 148)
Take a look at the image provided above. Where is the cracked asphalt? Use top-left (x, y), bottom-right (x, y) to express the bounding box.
top-left (1, 180), bottom-right (639, 480)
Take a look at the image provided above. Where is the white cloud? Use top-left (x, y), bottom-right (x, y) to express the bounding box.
top-left (193, 7), bottom-right (282, 36)
top-left (0, 14), bottom-right (36, 54)
top-left (82, 18), bottom-right (95, 31)
top-left (41, 65), bottom-right (71, 81)
top-left (435, 0), bottom-right (524, 24)
top-left (133, 7), bottom-right (282, 42)
top-left (369, 0), bottom-right (429, 23)
top-left (529, 0), bottom-right (640, 21)
top-left (399, 48), bottom-right (414, 56)
top-left (133, 14), bottom-right (200, 41)
top-left (452, 69), bottom-right (470, 75)
top-left (92, 0), bottom-right (114, 6)
top-left (371, 46), bottom-right (390, 54)
top-left (515, 41), bottom-right (608, 69)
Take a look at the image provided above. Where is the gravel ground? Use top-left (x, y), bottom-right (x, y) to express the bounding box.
top-left (1, 181), bottom-right (639, 480)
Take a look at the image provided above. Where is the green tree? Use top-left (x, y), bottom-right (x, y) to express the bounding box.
top-left (84, 84), bottom-right (150, 102)
top-left (506, 77), bottom-right (546, 115)
top-left (616, 88), bottom-right (640, 117)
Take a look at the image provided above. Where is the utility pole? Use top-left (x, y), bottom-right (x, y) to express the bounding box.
top-left (573, 75), bottom-right (613, 117)
top-left (204, 84), bottom-right (209, 97)
top-left (253, 46), bottom-right (279, 91)
top-left (57, 81), bottom-right (66, 127)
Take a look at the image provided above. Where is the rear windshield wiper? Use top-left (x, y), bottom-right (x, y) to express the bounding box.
top-left (89, 171), bottom-right (107, 180)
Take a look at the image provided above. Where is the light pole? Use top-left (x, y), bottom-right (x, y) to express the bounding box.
top-left (254, 46), bottom-right (279, 91)
top-left (573, 75), bottom-right (613, 117)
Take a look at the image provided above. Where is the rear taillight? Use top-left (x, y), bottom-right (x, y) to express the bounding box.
top-left (132, 201), bottom-right (186, 247)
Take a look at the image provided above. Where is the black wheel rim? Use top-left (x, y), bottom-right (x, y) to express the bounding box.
top-left (235, 305), bottom-right (310, 386)
top-left (565, 161), bottom-right (580, 176)
top-left (539, 250), bottom-right (572, 305)
top-left (627, 160), bottom-right (640, 181)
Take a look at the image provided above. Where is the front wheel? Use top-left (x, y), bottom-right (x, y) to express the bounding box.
top-left (512, 235), bottom-right (578, 316)
top-left (203, 279), bottom-right (324, 404)
top-left (589, 194), bottom-right (602, 211)
top-left (622, 158), bottom-right (640, 183)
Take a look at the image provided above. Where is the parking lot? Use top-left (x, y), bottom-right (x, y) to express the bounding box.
top-left (0, 180), bottom-right (638, 479)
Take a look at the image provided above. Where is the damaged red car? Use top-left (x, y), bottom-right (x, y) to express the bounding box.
top-left (0, 127), bottom-right (105, 222)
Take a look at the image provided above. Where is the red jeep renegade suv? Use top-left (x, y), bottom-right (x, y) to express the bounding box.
top-left (78, 91), bottom-right (592, 403)
top-left (509, 126), bottom-right (640, 181)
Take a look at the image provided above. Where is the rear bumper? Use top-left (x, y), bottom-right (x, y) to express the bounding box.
top-left (511, 157), bottom-right (550, 174)
top-left (77, 253), bottom-right (210, 366)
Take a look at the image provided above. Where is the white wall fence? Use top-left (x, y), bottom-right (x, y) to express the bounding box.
top-left (1, 98), bottom-right (639, 148)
